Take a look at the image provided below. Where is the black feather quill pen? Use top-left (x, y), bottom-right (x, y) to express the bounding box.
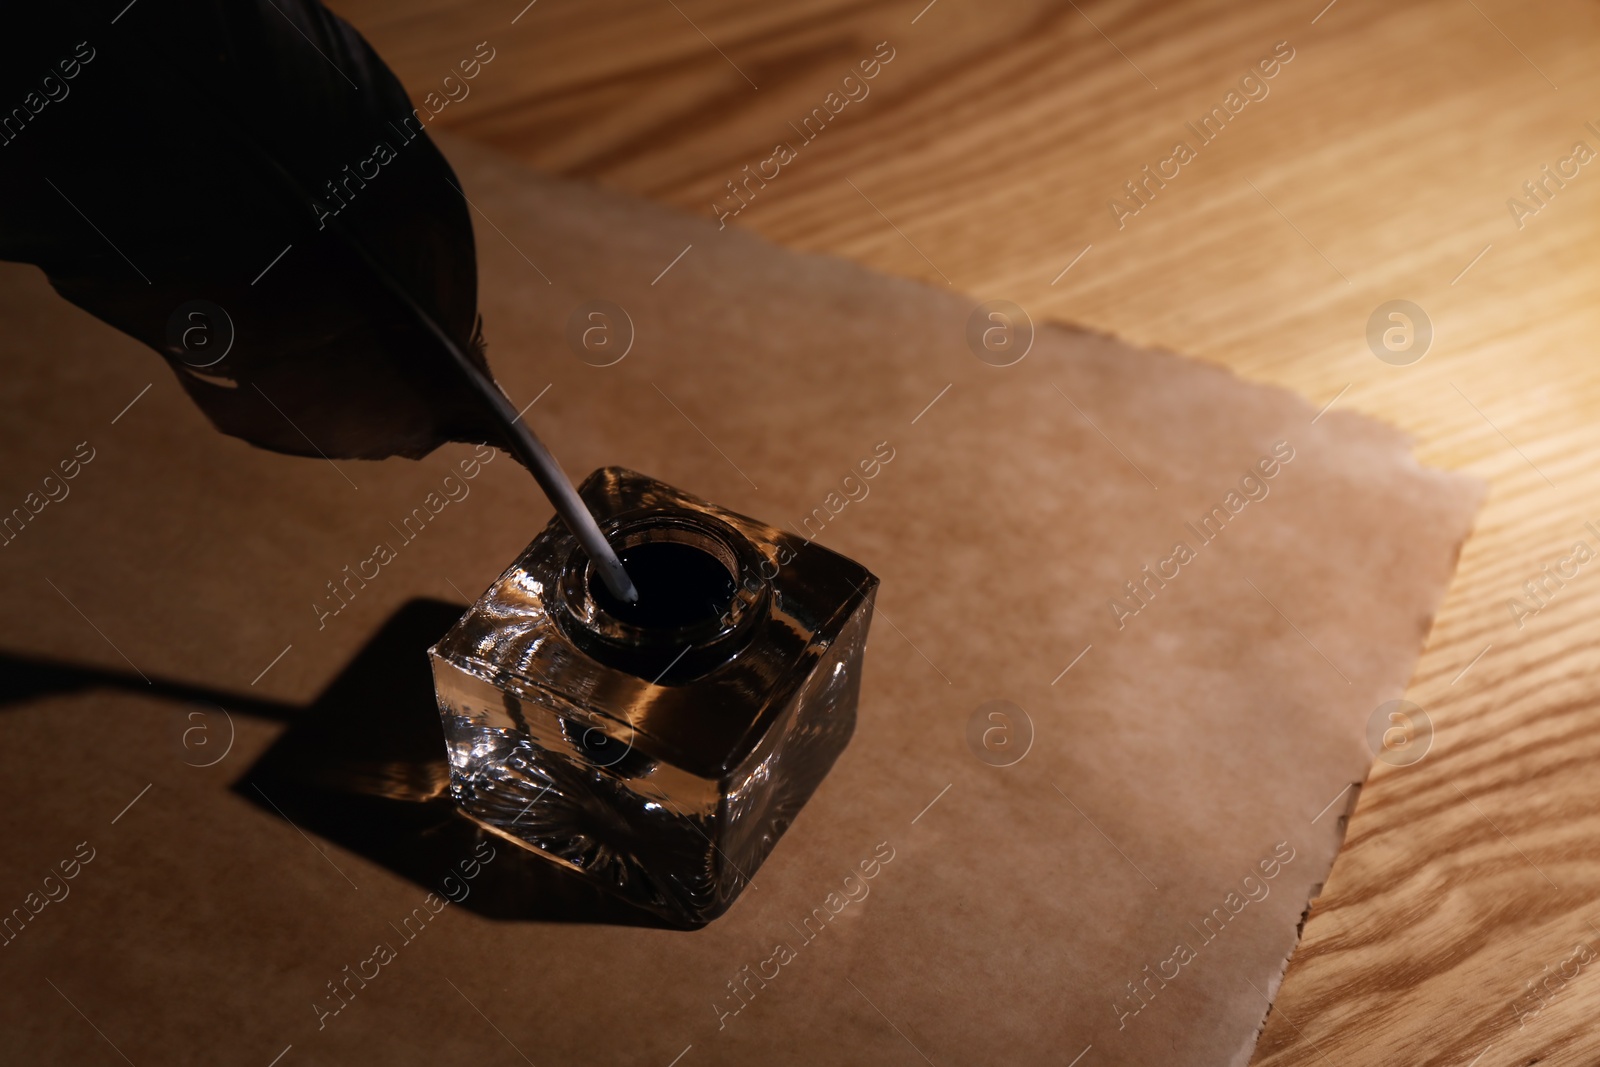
top-left (0, 0), bottom-right (637, 601)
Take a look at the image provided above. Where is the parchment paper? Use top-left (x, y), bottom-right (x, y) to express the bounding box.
top-left (0, 136), bottom-right (1481, 1066)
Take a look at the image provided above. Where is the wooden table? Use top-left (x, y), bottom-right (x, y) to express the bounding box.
top-left (331, 0), bottom-right (1600, 1061)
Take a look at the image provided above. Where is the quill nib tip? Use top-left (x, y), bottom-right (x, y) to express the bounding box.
top-left (596, 556), bottom-right (640, 605)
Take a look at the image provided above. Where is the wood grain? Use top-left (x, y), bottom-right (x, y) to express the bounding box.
top-left (331, 0), bottom-right (1600, 1062)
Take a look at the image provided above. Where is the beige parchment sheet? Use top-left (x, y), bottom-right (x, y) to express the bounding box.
top-left (0, 136), bottom-right (1481, 1066)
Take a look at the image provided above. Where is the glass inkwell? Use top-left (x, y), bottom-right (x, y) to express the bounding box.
top-left (429, 468), bottom-right (878, 926)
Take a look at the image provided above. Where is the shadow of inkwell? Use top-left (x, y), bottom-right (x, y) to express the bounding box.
top-left (0, 598), bottom-right (671, 929)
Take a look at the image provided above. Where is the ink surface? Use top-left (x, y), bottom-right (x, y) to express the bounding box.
top-left (592, 541), bottom-right (735, 629)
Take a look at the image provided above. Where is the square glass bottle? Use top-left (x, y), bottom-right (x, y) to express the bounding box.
top-left (429, 467), bottom-right (877, 927)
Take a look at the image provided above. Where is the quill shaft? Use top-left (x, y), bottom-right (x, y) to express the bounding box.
top-left (266, 164), bottom-right (639, 603)
top-left (268, 156), bottom-right (641, 605)
top-left (357, 247), bottom-right (640, 605)
top-left (479, 383), bottom-right (642, 606)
